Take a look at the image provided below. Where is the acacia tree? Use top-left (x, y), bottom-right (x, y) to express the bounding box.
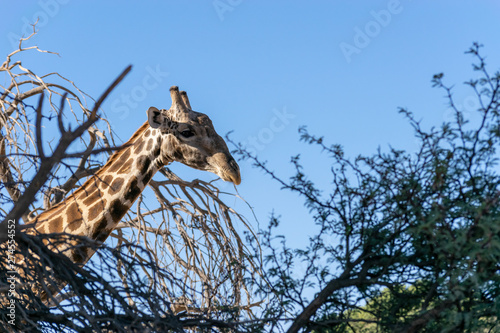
top-left (232, 43), bottom-right (500, 332)
top-left (0, 30), bottom-right (261, 332)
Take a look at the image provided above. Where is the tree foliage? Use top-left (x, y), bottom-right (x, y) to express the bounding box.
top-left (231, 43), bottom-right (500, 332)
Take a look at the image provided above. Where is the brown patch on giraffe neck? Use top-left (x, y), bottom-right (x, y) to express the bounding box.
top-left (83, 190), bottom-right (104, 206)
top-left (71, 246), bottom-right (89, 264)
top-left (65, 202), bottom-right (84, 232)
top-left (109, 177), bottom-right (125, 194)
top-left (146, 138), bottom-right (153, 151)
top-left (134, 140), bottom-right (145, 154)
top-left (88, 198), bottom-right (107, 221)
top-left (136, 155), bottom-right (151, 176)
top-left (109, 199), bottom-right (129, 221)
top-left (91, 217), bottom-right (111, 242)
top-left (51, 216), bottom-right (63, 233)
top-left (124, 177), bottom-right (141, 202)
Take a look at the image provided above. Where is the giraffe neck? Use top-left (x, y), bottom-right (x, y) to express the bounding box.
top-left (32, 122), bottom-right (167, 260)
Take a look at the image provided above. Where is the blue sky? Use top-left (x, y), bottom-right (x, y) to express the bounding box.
top-left (2, 1), bottom-right (500, 247)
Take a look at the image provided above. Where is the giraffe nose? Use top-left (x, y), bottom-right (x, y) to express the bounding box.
top-left (208, 153), bottom-right (241, 185)
top-left (228, 157), bottom-right (241, 185)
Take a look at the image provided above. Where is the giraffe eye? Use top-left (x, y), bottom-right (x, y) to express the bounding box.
top-left (180, 130), bottom-right (194, 138)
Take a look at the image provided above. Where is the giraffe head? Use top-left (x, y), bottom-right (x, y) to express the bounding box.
top-left (147, 86), bottom-right (241, 185)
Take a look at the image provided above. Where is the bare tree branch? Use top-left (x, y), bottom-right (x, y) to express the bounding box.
top-left (0, 29), bottom-right (262, 332)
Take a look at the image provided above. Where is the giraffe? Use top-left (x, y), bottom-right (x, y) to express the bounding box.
top-left (24, 86), bottom-right (241, 300)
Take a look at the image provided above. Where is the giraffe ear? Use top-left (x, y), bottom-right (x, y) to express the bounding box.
top-left (147, 107), bottom-right (163, 128)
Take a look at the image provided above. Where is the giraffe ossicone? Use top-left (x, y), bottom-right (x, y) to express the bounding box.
top-left (29, 85), bottom-right (241, 269)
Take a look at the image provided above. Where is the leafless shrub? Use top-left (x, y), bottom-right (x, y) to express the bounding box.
top-left (0, 27), bottom-right (262, 332)
top-left (2, 233), bottom-right (261, 332)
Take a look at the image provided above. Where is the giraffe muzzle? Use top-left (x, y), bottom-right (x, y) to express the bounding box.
top-left (208, 153), bottom-right (241, 185)
top-left (227, 158), bottom-right (241, 185)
